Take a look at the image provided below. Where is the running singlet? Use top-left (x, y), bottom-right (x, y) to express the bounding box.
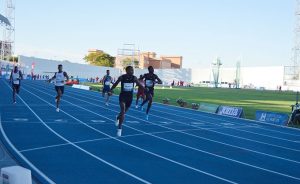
top-left (104, 75), bottom-right (112, 86)
top-left (12, 71), bottom-right (21, 85)
top-left (55, 72), bottom-right (65, 86)
top-left (145, 80), bottom-right (154, 87)
top-left (144, 73), bottom-right (158, 88)
top-left (120, 74), bottom-right (135, 93)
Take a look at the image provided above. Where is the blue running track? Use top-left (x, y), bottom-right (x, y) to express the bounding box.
top-left (0, 79), bottom-right (300, 184)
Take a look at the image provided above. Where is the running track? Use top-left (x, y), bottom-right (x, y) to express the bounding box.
top-left (0, 79), bottom-right (299, 184)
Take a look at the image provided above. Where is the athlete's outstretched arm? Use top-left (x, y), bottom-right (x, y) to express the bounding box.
top-left (111, 77), bottom-right (114, 84)
top-left (63, 72), bottom-right (69, 81)
top-left (135, 76), bottom-right (146, 91)
top-left (102, 76), bottom-right (106, 85)
top-left (110, 76), bottom-right (121, 91)
top-left (48, 73), bottom-right (56, 83)
top-left (9, 70), bottom-right (12, 82)
top-left (155, 75), bottom-right (163, 84)
top-left (19, 71), bottom-right (23, 80)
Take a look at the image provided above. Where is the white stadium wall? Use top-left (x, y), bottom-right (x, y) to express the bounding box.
top-left (19, 56), bottom-right (192, 84)
top-left (134, 68), bottom-right (192, 85)
top-left (240, 66), bottom-right (284, 90)
top-left (19, 55), bottom-right (283, 90)
top-left (19, 56), bottom-right (121, 79)
top-left (191, 66), bottom-right (284, 90)
top-left (192, 68), bottom-right (213, 83)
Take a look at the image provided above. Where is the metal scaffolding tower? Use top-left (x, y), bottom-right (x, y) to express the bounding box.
top-left (116, 43), bottom-right (140, 70)
top-left (1, 0), bottom-right (15, 60)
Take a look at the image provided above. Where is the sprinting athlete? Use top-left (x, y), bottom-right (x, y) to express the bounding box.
top-left (49, 64), bottom-right (69, 112)
top-left (135, 75), bottom-right (145, 108)
top-left (10, 66), bottom-right (23, 104)
top-left (110, 66), bottom-right (145, 137)
top-left (102, 70), bottom-right (113, 106)
top-left (140, 66), bottom-right (162, 120)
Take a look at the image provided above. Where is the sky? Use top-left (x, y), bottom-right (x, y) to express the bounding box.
top-left (8, 0), bottom-right (296, 68)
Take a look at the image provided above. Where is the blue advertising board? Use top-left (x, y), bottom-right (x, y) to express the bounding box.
top-left (255, 110), bottom-right (289, 126)
top-left (216, 106), bottom-right (244, 118)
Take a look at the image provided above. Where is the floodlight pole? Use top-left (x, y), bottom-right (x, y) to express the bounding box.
top-left (235, 61), bottom-right (241, 89)
top-left (292, 0), bottom-right (300, 79)
top-left (212, 57), bottom-right (222, 88)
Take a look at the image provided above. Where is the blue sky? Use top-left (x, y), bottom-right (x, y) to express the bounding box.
top-left (13, 0), bottom-right (295, 68)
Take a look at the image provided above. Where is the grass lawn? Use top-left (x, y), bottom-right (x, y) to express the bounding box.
top-left (84, 83), bottom-right (297, 120)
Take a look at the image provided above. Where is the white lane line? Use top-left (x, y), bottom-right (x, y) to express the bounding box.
top-left (1, 82), bottom-right (56, 184)
top-left (24, 84), bottom-right (300, 182)
top-left (19, 128), bottom-right (205, 153)
top-left (23, 86), bottom-right (238, 184)
top-left (129, 104), bottom-right (300, 150)
top-left (54, 119), bottom-right (67, 122)
top-left (190, 122), bottom-right (205, 125)
top-left (71, 85), bottom-right (300, 137)
top-left (157, 122), bottom-right (172, 125)
top-left (62, 85), bottom-right (300, 139)
top-left (2, 121), bottom-right (93, 125)
top-left (146, 111), bottom-right (300, 152)
top-left (28, 83), bottom-right (300, 158)
top-left (225, 127), bottom-right (300, 143)
top-left (221, 123), bottom-right (234, 126)
top-left (91, 120), bottom-right (106, 123)
top-left (0, 115), bottom-right (56, 184)
top-left (53, 90), bottom-right (300, 181)
top-left (58, 86), bottom-right (300, 153)
top-left (126, 121), bottom-right (140, 124)
top-left (64, 82), bottom-right (299, 133)
top-left (16, 93), bottom-right (152, 184)
top-left (13, 118), bottom-right (28, 121)
top-left (153, 103), bottom-right (300, 136)
top-left (138, 104), bottom-right (300, 143)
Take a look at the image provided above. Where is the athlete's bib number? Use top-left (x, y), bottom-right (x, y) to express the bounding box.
top-left (124, 83), bottom-right (134, 91)
top-left (55, 72), bottom-right (65, 86)
top-left (145, 80), bottom-right (154, 87)
top-left (12, 72), bottom-right (20, 85)
top-left (13, 80), bottom-right (19, 85)
top-left (105, 81), bottom-right (111, 86)
top-left (55, 79), bottom-right (64, 86)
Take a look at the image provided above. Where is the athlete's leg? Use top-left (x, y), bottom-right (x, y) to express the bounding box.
top-left (56, 88), bottom-right (62, 108)
top-left (136, 93), bottom-right (140, 107)
top-left (141, 93), bottom-right (146, 102)
top-left (140, 92), bottom-right (150, 107)
top-left (102, 87), bottom-right (105, 98)
top-left (146, 93), bottom-right (153, 115)
top-left (116, 96), bottom-right (132, 136)
top-left (116, 101), bottom-right (126, 129)
top-left (12, 85), bottom-right (16, 103)
top-left (16, 85), bottom-right (20, 94)
top-left (105, 89), bottom-right (110, 105)
top-left (102, 87), bottom-right (110, 105)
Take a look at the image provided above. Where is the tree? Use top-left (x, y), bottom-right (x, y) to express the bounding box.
top-left (122, 57), bottom-right (139, 69)
top-left (84, 51), bottom-right (115, 67)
